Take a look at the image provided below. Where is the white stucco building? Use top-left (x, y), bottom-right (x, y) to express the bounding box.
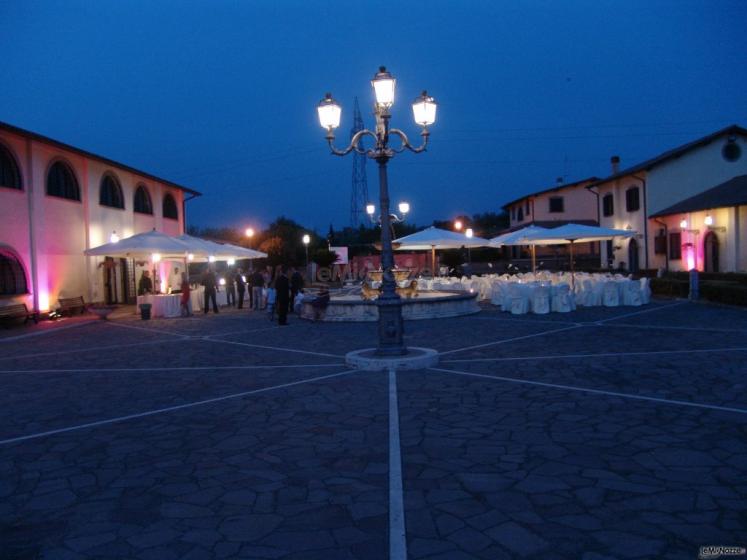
top-left (0, 121), bottom-right (200, 313)
top-left (591, 125), bottom-right (747, 272)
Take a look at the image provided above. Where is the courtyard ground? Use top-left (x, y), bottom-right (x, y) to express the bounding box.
top-left (1, 299), bottom-right (746, 559)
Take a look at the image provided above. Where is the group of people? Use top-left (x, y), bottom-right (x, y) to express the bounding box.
top-left (199, 265), bottom-right (305, 325)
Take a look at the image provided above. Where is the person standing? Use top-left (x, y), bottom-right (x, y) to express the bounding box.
top-left (180, 272), bottom-right (192, 317)
top-left (275, 267), bottom-right (291, 325)
top-left (225, 269), bottom-right (236, 307)
top-left (235, 268), bottom-right (246, 309)
top-left (201, 266), bottom-right (219, 314)
top-left (138, 270), bottom-right (153, 295)
top-left (251, 269), bottom-right (264, 311)
top-left (290, 267), bottom-right (304, 312)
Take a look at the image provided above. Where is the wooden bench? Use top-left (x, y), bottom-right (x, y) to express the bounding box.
top-left (0, 303), bottom-right (38, 327)
top-left (58, 296), bottom-right (86, 316)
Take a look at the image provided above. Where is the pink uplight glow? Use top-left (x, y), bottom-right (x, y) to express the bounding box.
top-left (38, 291), bottom-right (50, 312)
top-left (685, 244), bottom-right (696, 271)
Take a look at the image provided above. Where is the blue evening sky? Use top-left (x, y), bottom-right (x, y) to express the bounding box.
top-left (1, 1), bottom-right (746, 232)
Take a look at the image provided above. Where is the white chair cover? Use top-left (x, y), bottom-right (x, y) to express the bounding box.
top-left (640, 277), bottom-right (652, 304)
top-left (551, 284), bottom-right (574, 313)
top-left (509, 284), bottom-right (530, 315)
top-left (603, 281), bottom-right (620, 307)
top-left (532, 286), bottom-right (551, 314)
top-left (623, 280), bottom-right (643, 307)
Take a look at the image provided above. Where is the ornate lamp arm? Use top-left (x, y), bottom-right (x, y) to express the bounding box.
top-left (389, 128), bottom-right (430, 154)
top-left (326, 129), bottom-right (378, 157)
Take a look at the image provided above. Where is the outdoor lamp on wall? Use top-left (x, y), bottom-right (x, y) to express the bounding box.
top-left (366, 203), bottom-right (376, 216)
top-left (151, 253), bottom-right (161, 263)
top-left (208, 255), bottom-right (216, 263)
top-left (227, 258), bottom-right (236, 266)
top-left (398, 202), bottom-right (410, 216)
top-left (680, 219), bottom-right (688, 229)
top-left (110, 231), bottom-right (120, 244)
top-left (412, 91), bottom-right (437, 127)
top-left (371, 66), bottom-right (396, 108)
top-left (317, 94), bottom-right (342, 131)
top-left (187, 253), bottom-right (195, 261)
top-left (704, 215), bottom-right (713, 226)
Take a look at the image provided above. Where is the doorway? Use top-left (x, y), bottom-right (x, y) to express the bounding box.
top-left (628, 238), bottom-right (639, 273)
top-left (704, 231), bottom-right (719, 272)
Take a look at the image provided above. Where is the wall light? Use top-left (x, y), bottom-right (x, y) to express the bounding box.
top-left (704, 215), bottom-right (713, 226)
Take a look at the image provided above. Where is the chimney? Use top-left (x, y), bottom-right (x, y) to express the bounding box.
top-left (611, 155), bottom-right (620, 174)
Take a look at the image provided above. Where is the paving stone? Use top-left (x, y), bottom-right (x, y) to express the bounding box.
top-left (486, 521), bottom-right (549, 556)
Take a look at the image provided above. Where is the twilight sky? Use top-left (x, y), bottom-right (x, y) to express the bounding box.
top-left (1, 1), bottom-right (746, 233)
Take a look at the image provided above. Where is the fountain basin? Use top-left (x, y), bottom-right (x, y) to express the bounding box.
top-left (300, 290), bottom-right (479, 322)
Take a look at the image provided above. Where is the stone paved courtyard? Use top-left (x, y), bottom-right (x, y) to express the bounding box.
top-left (1, 299), bottom-right (746, 559)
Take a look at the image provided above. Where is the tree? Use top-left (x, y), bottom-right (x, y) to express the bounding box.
top-left (312, 249), bottom-right (339, 268)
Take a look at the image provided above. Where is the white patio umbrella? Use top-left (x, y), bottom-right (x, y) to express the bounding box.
top-left (176, 235), bottom-right (267, 261)
top-left (519, 223), bottom-right (635, 284)
top-left (489, 225), bottom-right (559, 272)
top-left (393, 226), bottom-right (489, 274)
top-left (85, 230), bottom-right (193, 259)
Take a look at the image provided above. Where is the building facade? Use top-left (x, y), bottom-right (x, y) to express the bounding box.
top-left (0, 122), bottom-right (200, 313)
top-left (591, 125), bottom-right (747, 272)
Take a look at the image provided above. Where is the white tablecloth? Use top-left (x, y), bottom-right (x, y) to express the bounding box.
top-left (189, 286), bottom-right (228, 312)
top-left (137, 294), bottom-right (181, 318)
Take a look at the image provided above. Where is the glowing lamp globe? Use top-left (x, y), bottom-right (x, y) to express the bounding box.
top-left (227, 258), bottom-right (236, 266)
top-left (366, 204), bottom-right (376, 216)
top-left (245, 228), bottom-right (255, 238)
top-left (680, 219), bottom-right (688, 229)
top-left (412, 91), bottom-right (437, 126)
top-left (151, 253), bottom-right (161, 263)
top-left (704, 215), bottom-right (713, 226)
top-left (371, 66), bottom-right (396, 107)
top-left (398, 202), bottom-right (410, 215)
top-left (208, 255), bottom-right (216, 263)
top-left (110, 231), bottom-right (120, 244)
top-left (219, 278), bottom-right (226, 286)
top-left (302, 234), bottom-right (311, 245)
top-left (454, 220), bottom-right (463, 231)
top-left (465, 228), bottom-right (474, 239)
top-left (317, 93), bottom-right (342, 130)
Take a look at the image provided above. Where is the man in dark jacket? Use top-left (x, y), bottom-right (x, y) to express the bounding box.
top-left (235, 268), bottom-right (246, 309)
top-left (251, 270), bottom-right (264, 311)
top-left (290, 267), bottom-right (304, 312)
top-left (201, 267), bottom-right (219, 313)
top-left (275, 267), bottom-right (291, 325)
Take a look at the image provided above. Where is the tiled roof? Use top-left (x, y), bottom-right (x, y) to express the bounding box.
top-left (650, 175), bottom-right (747, 218)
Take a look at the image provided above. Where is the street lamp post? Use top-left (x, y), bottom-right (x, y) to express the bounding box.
top-left (302, 234), bottom-right (311, 280)
top-left (318, 67), bottom-right (436, 356)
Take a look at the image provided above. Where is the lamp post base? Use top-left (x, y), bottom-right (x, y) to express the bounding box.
top-left (345, 347), bottom-right (439, 371)
top-left (376, 295), bottom-right (407, 356)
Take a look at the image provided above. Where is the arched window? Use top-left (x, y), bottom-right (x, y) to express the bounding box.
top-left (99, 173), bottom-right (124, 209)
top-left (47, 161), bottom-right (80, 201)
top-left (163, 193), bottom-right (178, 220)
top-left (134, 185), bottom-right (153, 214)
top-left (0, 248), bottom-right (28, 295)
top-left (0, 144), bottom-right (22, 190)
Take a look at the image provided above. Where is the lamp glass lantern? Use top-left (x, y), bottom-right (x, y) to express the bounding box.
top-left (371, 66), bottom-right (396, 107)
top-left (110, 231), bottom-right (120, 244)
top-left (317, 94), bottom-right (342, 130)
top-left (366, 203), bottom-right (376, 216)
top-left (302, 234), bottom-right (311, 245)
top-left (454, 220), bottom-right (463, 231)
top-left (704, 215), bottom-right (713, 226)
top-left (398, 201), bottom-right (410, 215)
top-left (245, 227), bottom-right (255, 238)
top-left (465, 228), bottom-right (474, 239)
top-left (412, 91), bottom-right (437, 126)
top-left (680, 219), bottom-right (688, 229)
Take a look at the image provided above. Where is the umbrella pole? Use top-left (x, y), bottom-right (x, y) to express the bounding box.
top-left (569, 241), bottom-right (575, 289)
top-left (431, 245), bottom-right (436, 277)
top-left (531, 245), bottom-right (536, 273)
